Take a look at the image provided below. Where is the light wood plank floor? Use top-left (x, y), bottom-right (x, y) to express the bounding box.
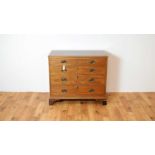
top-left (0, 92), bottom-right (155, 121)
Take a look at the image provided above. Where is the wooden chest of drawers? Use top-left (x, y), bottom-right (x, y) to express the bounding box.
top-left (48, 51), bottom-right (108, 105)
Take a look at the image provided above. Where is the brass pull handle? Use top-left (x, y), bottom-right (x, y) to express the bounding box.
top-left (61, 77), bottom-right (67, 81)
top-left (88, 89), bottom-right (95, 92)
top-left (61, 60), bottom-right (67, 63)
top-left (90, 60), bottom-right (96, 64)
top-left (89, 78), bottom-right (95, 82)
top-left (89, 68), bottom-right (95, 72)
top-left (62, 89), bottom-right (67, 93)
top-left (61, 64), bottom-right (67, 72)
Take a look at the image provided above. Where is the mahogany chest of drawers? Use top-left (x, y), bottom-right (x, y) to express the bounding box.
top-left (48, 51), bottom-right (108, 105)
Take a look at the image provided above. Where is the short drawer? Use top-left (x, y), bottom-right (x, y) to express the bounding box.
top-left (78, 67), bottom-right (106, 75)
top-left (78, 57), bottom-right (107, 67)
top-left (49, 57), bottom-right (78, 66)
top-left (49, 65), bottom-right (77, 75)
top-left (78, 75), bottom-right (105, 85)
top-left (50, 74), bottom-right (77, 85)
top-left (78, 85), bottom-right (105, 96)
top-left (50, 85), bottom-right (78, 97)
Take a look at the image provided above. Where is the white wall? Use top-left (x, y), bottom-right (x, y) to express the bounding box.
top-left (0, 34), bottom-right (155, 92)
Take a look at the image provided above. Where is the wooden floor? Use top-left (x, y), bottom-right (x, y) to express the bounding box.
top-left (0, 92), bottom-right (155, 121)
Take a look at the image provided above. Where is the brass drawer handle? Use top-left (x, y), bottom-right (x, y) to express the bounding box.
top-left (89, 68), bottom-right (95, 72)
top-left (88, 89), bottom-right (95, 92)
top-left (61, 60), bottom-right (67, 63)
top-left (89, 60), bottom-right (96, 64)
top-left (89, 78), bottom-right (95, 82)
top-left (61, 77), bottom-right (67, 81)
top-left (62, 89), bottom-right (67, 93)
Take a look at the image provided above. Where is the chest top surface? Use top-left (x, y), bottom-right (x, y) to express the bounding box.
top-left (49, 50), bottom-right (107, 57)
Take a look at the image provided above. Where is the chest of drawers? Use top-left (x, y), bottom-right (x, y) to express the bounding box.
top-left (48, 51), bottom-right (108, 105)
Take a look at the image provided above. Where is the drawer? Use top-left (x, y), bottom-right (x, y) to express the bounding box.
top-left (49, 57), bottom-right (78, 66)
top-left (50, 85), bottom-right (78, 97)
top-left (78, 85), bottom-right (105, 96)
top-left (78, 67), bottom-right (106, 75)
top-left (78, 75), bottom-right (105, 85)
top-left (78, 57), bottom-right (107, 67)
top-left (49, 65), bottom-right (77, 75)
top-left (50, 74), bottom-right (77, 85)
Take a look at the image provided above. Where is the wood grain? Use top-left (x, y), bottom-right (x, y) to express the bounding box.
top-left (78, 75), bottom-right (105, 85)
top-left (50, 74), bottom-right (77, 85)
top-left (49, 56), bottom-right (108, 101)
top-left (0, 92), bottom-right (155, 121)
top-left (78, 67), bottom-right (106, 75)
top-left (78, 57), bottom-right (107, 66)
top-left (50, 85), bottom-right (78, 97)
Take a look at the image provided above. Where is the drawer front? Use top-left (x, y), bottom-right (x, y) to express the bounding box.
top-left (78, 57), bottom-right (107, 67)
top-left (50, 85), bottom-right (78, 97)
top-left (50, 74), bottom-right (77, 85)
top-left (49, 57), bottom-right (78, 66)
top-left (49, 56), bottom-right (107, 98)
top-left (78, 85), bottom-right (105, 96)
top-left (78, 75), bottom-right (105, 85)
top-left (78, 67), bottom-right (106, 75)
top-left (50, 85), bottom-right (106, 97)
top-left (49, 65), bottom-right (77, 75)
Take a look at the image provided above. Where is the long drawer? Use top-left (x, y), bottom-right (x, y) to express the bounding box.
top-left (50, 74), bottom-right (105, 86)
top-left (50, 66), bottom-right (105, 75)
top-left (49, 57), bottom-right (107, 67)
top-left (50, 84), bottom-right (105, 97)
